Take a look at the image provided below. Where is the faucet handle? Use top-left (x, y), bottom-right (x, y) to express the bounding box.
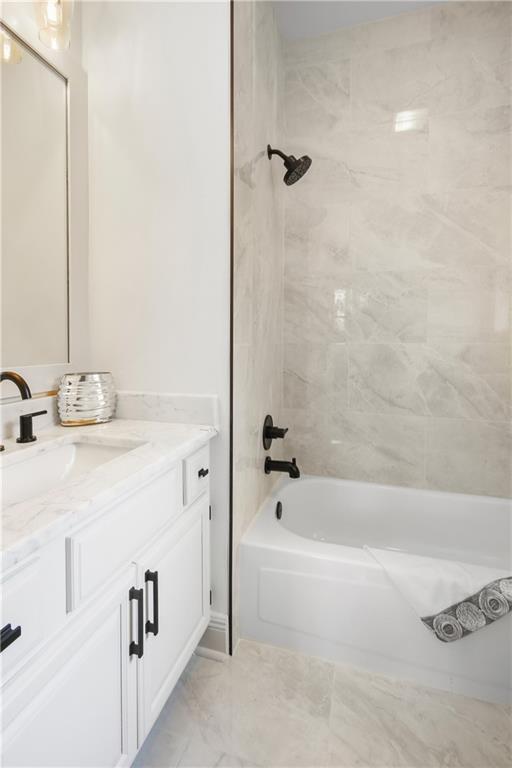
top-left (17, 410), bottom-right (48, 444)
top-left (263, 415), bottom-right (289, 450)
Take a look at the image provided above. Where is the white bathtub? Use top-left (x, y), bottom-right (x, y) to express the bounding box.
top-left (239, 476), bottom-right (512, 704)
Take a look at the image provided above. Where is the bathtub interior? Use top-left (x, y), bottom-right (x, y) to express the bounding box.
top-left (273, 476), bottom-right (511, 569)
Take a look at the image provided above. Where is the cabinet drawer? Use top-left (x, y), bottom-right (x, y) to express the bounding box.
top-left (67, 466), bottom-right (181, 610)
top-left (183, 445), bottom-right (210, 506)
top-left (1, 541), bottom-right (66, 680)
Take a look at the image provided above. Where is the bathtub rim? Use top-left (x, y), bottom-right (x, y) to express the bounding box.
top-left (241, 474), bottom-right (511, 566)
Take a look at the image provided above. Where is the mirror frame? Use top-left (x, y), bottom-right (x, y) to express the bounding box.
top-left (1, 19), bottom-right (71, 370)
top-left (0, 4), bottom-right (89, 401)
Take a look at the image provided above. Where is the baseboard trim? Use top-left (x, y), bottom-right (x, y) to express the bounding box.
top-left (197, 611), bottom-right (229, 656)
top-left (195, 646), bottom-right (227, 662)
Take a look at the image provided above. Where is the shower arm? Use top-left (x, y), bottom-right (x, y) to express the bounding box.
top-left (267, 145), bottom-right (293, 167)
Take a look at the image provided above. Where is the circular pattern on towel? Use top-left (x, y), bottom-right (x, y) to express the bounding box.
top-left (498, 578), bottom-right (512, 603)
top-left (433, 613), bottom-right (463, 642)
top-left (455, 602), bottom-right (486, 632)
top-left (479, 588), bottom-right (509, 620)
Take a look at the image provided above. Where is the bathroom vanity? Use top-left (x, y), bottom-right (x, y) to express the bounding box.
top-left (0, 419), bottom-right (215, 767)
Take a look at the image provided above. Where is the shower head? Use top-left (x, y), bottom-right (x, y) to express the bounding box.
top-left (267, 145), bottom-right (312, 186)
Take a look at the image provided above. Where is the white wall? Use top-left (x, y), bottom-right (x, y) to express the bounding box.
top-left (82, 2), bottom-right (231, 617)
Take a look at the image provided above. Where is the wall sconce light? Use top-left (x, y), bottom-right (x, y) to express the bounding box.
top-left (0, 28), bottom-right (23, 64)
top-left (35, 0), bottom-right (74, 51)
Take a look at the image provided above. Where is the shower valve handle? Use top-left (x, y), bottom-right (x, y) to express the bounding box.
top-left (263, 415), bottom-right (288, 450)
top-left (267, 425), bottom-right (288, 439)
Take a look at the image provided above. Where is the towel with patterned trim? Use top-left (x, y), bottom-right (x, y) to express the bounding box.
top-left (365, 547), bottom-right (512, 643)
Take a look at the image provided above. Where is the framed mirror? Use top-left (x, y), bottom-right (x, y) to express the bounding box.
top-left (1, 22), bottom-right (69, 368)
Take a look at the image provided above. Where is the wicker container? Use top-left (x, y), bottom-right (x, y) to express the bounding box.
top-left (58, 372), bottom-right (116, 426)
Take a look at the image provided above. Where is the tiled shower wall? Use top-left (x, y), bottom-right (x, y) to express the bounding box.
top-left (233, 2), bottom-right (284, 642)
top-left (282, 1), bottom-right (511, 498)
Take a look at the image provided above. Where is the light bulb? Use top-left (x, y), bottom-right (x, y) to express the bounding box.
top-left (35, 0), bottom-right (73, 51)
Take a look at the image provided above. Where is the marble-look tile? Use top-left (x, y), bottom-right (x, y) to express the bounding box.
top-left (426, 419), bottom-right (512, 498)
top-left (285, 59), bottom-right (350, 144)
top-left (348, 343), bottom-right (428, 417)
top-left (329, 663), bottom-right (512, 768)
top-left (352, 30), bottom-right (512, 125)
top-left (431, 1), bottom-right (512, 42)
top-left (441, 341), bottom-right (511, 404)
top-left (276, 0), bottom-right (512, 502)
top-left (350, 189), bottom-right (509, 272)
top-left (324, 410), bottom-right (426, 488)
top-left (346, 271), bottom-right (428, 342)
top-left (351, 41), bottom-right (438, 125)
top-left (286, 30), bottom-right (352, 68)
top-left (138, 642), bottom-right (511, 768)
top-left (281, 407), bottom-right (329, 477)
top-left (427, 266), bottom-right (510, 343)
top-left (428, 106), bottom-right (511, 191)
top-left (285, 203), bottom-right (350, 285)
top-left (421, 343), bottom-right (510, 421)
top-left (429, 32), bottom-right (512, 116)
top-left (292, 154), bottom-right (355, 209)
top-left (285, 278), bottom-right (349, 345)
top-left (350, 7), bottom-right (433, 55)
top-left (284, 343), bottom-right (348, 413)
top-left (233, 0), bottom-right (285, 647)
top-left (285, 404), bottom-right (426, 486)
top-left (349, 122), bottom-right (429, 190)
top-left (174, 643), bottom-right (334, 767)
top-left (348, 342), bottom-right (510, 421)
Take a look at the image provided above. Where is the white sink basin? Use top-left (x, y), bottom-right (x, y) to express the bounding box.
top-left (2, 441), bottom-right (137, 508)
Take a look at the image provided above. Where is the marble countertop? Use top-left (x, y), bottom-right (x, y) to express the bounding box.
top-left (1, 419), bottom-right (216, 572)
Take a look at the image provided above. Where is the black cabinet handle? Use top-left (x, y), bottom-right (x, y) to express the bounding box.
top-left (129, 587), bottom-right (144, 658)
top-left (0, 623), bottom-right (21, 653)
top-left (145, 570), bottom-right (159, 636)
top-left (198, 467), bottom-right (209, 478)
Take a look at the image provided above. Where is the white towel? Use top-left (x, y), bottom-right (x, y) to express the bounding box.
top-left (366, 547), bottom-right (512, 643)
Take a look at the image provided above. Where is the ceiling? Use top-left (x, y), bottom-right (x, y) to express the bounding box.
top-left (274, 1), bottom-right (439, 40)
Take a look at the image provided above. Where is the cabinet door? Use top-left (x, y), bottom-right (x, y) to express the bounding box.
top-left (139, 495), bottom-right (210, 740)
top-left (1, 575), bottom-right (137, 768)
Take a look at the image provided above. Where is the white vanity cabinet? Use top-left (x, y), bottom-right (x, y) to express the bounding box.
top-left (0, 444), bottom-right (212, 768)
top-left (1, 568), bottom-right (137, 768)
top-left (138, 494), bottom-right (210, 739)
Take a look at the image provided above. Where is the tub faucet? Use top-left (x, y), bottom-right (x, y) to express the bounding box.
top-left (265, 456), bottom-right (300, 479)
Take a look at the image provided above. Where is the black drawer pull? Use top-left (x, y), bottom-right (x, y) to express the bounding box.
top-left (129, 587), bottom-right (144, 658)
top-left (198, 467), bottom-right (209, 479)
top-left (145, 570), bottom-right (159, 636)
top-left (0, 623), bottom-right (21, 653)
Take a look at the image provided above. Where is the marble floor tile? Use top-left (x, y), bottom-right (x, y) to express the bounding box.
top-left (136, 641), bottom-right (511, 768)
top-left (329, 664), bottom-right (511, 768)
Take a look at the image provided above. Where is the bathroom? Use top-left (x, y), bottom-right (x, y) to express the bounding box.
top-left (0, 0), bottom-right (510, 765)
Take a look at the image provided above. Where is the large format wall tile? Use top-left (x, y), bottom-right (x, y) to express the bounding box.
top-left (233, 1), bottom-right (285, 644)
top-left (428, 106), bottom-right (511, 191)
top-left (426, 419), bottom-right (512, 497)
top-left (284, 342), bottom-right (348, 413)
top-left (430, 1), bottom-right (512, 41)
top-left (285, 59), bottom-right (351, 143)
top-left (324, 410), bottom-right (426, 488)
top-left (346, 271), bottom-right (428, 342)
top-left (348, 342), bottom-right (510, 421)
top-left (282, 1), bottom-right (511, 498)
